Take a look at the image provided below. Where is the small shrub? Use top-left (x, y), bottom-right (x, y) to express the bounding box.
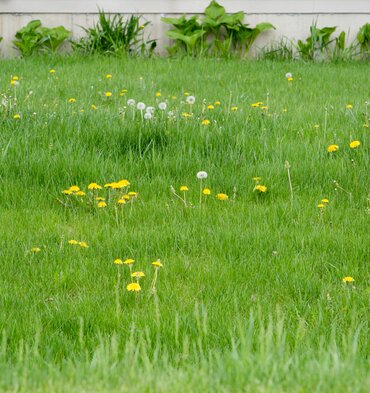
top-left (357, 23), bottom-right (370, 59)
top-left (162, 0), bottom-right (274, 58)
top-left (13, 20), bottom-right (71, 56)
top-left (297, 23), bottom-right (337, 61)
top-left (72, 9), bottom-right (156, 56)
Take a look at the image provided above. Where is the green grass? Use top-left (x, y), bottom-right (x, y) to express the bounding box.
top-left (0, 56), bottom-right (369, 392)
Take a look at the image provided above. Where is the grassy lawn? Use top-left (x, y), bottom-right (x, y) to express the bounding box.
top-left (0, 56), bottom-right (369, 392)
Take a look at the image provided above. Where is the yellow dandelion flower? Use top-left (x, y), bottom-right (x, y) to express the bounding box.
top-left (216, 193), bottom-right (228, 201)
top-left (69, 186), bottom-right (80, 192)
top-left (124, 259), bottom-right (135, 265)
top-left (342, 276), bottom-right (354, 283)
top-left (252, 177), bottom-right (261, 182)
top-left (12, 76), bottom-right (19, 81)
top-left (231, 106), bottom-right (238, 111)
top-left (78, 242), bottom-right (89, 248)
top-left (155, 92), bottom-right (161, 97)
top-left (260, 106), bottom-right (268, 110)
top-left (127, 282), bottom-right (141, 292)
top-left (106, 73), bottom-right (112, 79)
top-left (123, 195), bottom-right (130, 200)
top-left (10, 80), bottom-right (19, 86)
top-left (346, 104), bottom-right (353, 109)
top-left (88, 182), bottom-right (102, 190)
top-left (254, 185), bottom-right (267, 193)
top-left (96, 197), bottom-right (105, 201)
top-left (13, 114), bottom-right (21, 119)
top-left (104, 183), bottom-right (114, 188)
top-left (180, 186), bottom-right (189, 192)
top-left (202, 119), bottom-right (210, 125)
top-left (327, 144), bottom-right (339, 153)
top-left (152, 260), bottom-right (163, 268)
top-left (117, 179), bottom-right (130, 188)
top-left (128, 191), bottom-right (137, 197)
top-left (75, 191), bottom-right (85, 196)
top-left (214, 101), bottom-right (221, 106)
top-left (117, 199), bottom-right (126, 205)
top-left (182, 112), bottom-right (191, 118)
top-left (349, 140), bottom-right (360, 149)
top-left (49, 69), bottom-right (56, 74)
top-left (317, 204), bottom-right (325, 208)
top-left (105, 91), bottom-right (112, 97)
top-left (207, 105), bottom-right (214, 110)
top-left (287, 77), bottom-right (293, 81)
top-left (131, 271), bottom-right (145, 278)
top-left (68, 98), bottom-right (76, 103)
top-left (62, 190), bottom-right (73, 195)
top-left (321, 198), bottom-right (329, 203)
top-left (68, 240), bottom-right (78, 245)
top-left (97, 201), bottom-right (107, 208)
top-left (31, 247), bottom-right (41, 253)
top-left (184, 92), bottom-right (190, 96)
top-left (203, 188), bottom-right (211, 195)
top-left (114, 259), bottom-right (123, 265)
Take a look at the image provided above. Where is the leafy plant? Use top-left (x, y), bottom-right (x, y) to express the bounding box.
top-left (72, 10), bottom-right (156, 56)
top-left (357, 23), bottom-right (370, 59)
top-left (297, 23), bottom-right (337, 61)
top-left (13, 20), bottom-right (71, 56)
top-left (162, 16), bottom-right (206, 57)
top-left (162, 0), bottom-right (274, 58)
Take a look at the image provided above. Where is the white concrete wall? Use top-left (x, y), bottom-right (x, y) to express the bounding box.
top-left (0, 1), bottom-right (369, 57)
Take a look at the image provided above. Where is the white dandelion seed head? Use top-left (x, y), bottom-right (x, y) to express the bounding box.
top-left (196, 171), bottom-right (208, 180)
top-left (146, 106), bottom-right (155, 114)
top-left (158, 102), bottom-right (167, 110)
top-left (144, 112), bottom-right (152, 120)
top-left (285, 72), bottom-right (292, 79)
top-left (186, 96), bottom-right (196, 105)
top-left (127, 98), bottom-right (135, 106)
top-left (137, 102), bottom-right (146, 110)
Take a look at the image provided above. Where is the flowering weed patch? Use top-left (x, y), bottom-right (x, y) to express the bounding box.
top-left (0, 57), bottom-right (368, 392)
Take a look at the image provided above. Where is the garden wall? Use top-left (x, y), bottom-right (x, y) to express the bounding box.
top-left (0, 0), bottom-right (369, 57)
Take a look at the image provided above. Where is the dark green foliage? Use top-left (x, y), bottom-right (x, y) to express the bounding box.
top-left (13, 20), bottom-right (71, 56)
top-left (356, 23), bottom-right (370, 58)
top-left (297, 23), bottom-right (337, 60)
top-left (72, 9), bottom-right (156, 56)
top-left (162, 0), bottom-right (274, 57)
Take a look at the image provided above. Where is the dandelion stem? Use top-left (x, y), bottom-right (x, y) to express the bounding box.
top-left (199, 179), bottom-right (203, 206)
top-left (365, 101), bottom-right (369, 128)
top-left (151, 268), bottom-right (158, 292)
top-left (115, 269), bottom-right (121, 318)
top-left (324, 106), bottom-right (328, 140)
top-left (170, 186), bottom-right (187, 206)
top-left (114, 206), bottom-right (119, 226)
top-left (285, 161), bottom-right (293, 203)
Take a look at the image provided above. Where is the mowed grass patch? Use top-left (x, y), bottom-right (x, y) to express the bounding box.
top-left (0, 56), bottom-right (369, 392)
